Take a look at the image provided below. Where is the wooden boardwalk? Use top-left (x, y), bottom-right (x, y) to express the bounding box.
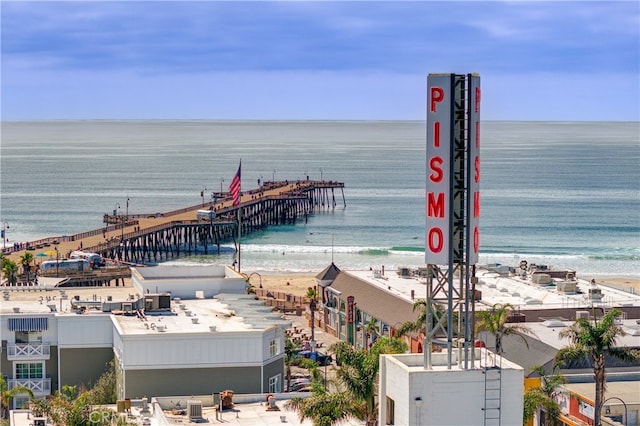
top-left (3, 180), bottom-right (345, 283)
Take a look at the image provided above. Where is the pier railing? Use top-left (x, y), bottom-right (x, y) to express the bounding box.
top-left (3, 180), bottom-right (346, 270)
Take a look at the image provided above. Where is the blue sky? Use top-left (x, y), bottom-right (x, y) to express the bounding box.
top-left (2, 1), bottom-right (638, 121)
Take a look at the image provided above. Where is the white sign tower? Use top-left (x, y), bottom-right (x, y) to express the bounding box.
top-left (425, 73), bottom-right (481, 369)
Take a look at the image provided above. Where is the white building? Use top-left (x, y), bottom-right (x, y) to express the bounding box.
top-left (1, 266), bottom-right (291, 408)
top-left (379, 349), bottom-right (524, 426)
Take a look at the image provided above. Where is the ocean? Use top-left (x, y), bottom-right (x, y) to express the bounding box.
top-left (1, 120), bottom-right (638, 278)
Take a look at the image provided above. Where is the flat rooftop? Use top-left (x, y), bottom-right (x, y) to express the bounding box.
top-left (1, 285), bottom-right (137, 315)
top-left (385, 347), bottom-right (524, 372)
top-left (113, 294), bottom-right (291, 335)
top-left (10, 396), bottom-right (364, 426)
top-left (520, 318), bottom-right (640, 350)
top-left (346, 265), bottom-right (640, 311)
top-left (1, 286), bottom-right (292, 335)
top-left (562, 381), bottom-right (640, 405)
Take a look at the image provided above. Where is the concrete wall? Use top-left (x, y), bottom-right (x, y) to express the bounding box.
top-left (59, 347), bottom-right (114, 390)
top-left (57, 314), bottom-right (113, 346)
top-left (118, 332), bottom-right (266, 368)
top-left (380, 352), bottom-right (524, 426)
top-left (124, 366), bottom-right (259, 399)
top-left (122, 357), bottom-right (284, 399)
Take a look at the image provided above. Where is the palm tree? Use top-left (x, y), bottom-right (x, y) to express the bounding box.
top-left (1, 375), bottom-right (34, 418)
top-left (394, 299), bottom-right (449, 338)
top-left (475, 303), bottom-right (535, 355)
top-left (1, 259), bottom-right (19, 286)
top-left (287, 336), bottom-right (406, 426)
top-left (285, 388), bottom-right (365, 426)
top-left (330, 336), bottom-right (407, 425)
top-left (19, 252), bottom-right (34, 284)
top-left (364, 317), bottom-right (379, 350)
top-left (307, 287), bottom-right (318, 342)
top-left (523, 366), bottom-right (566, 426)
top-left (555, 308), bottom-right (639, 426)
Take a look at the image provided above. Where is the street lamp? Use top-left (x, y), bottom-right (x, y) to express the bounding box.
top-left (201, 186), bottom-right (207, 207)
top-left (220, 178), bottom-right (224, 195)
top-left (601, 396), bottom-right (628, 426)
top-left (2, 221), bottom-right (8, 249)
top-left (272, 169), bottom-right (276, 182)
top-left (319, 168), bottom-right (323, 181)
top-left (310, 297), bottom-right (317, 343)
top-left (126, 197), bottom-right (130, 222)
top-left (54, 246), bottom-right (59, 278)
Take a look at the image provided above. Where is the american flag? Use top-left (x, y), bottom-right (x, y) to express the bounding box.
top-left (229, 162), bottom-right (241, 206)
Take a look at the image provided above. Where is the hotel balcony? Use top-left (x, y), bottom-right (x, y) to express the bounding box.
top-left (7, 378), bottom-right (52, 395)
top-left (6, 343), bottom-right (51, 361)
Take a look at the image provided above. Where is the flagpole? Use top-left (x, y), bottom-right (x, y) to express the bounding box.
top-left (237, 202), bottom-right (241, 273)
top-left (229, 159), bottom-right (242, 273)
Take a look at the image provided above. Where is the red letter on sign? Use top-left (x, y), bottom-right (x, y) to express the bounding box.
top-left (474, 156), bottom-right (480, 183)
top-left (475, 87), bottom-right (481, 113)
top-left (427, 192), bottom-right (445, 218)
top-left (428, 227), bottom-right (444, 253)
top-left (473, 227), bottom-right (480, 252)
top-left (474, 192), bottom-right (480, 218)
top-left (430, 87), bottom-right (444, 112)
top-left (429, 156), bottom-right (443, 183)
top-left (475, 121), bottom-right (480, 148)
top-left (433, 121), bottom-right (441, 148)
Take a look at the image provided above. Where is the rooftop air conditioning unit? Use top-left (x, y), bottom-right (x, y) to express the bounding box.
top-left (187, 400), bottom-right (203, 421)
top-left (576, 310), bottom-right (589, 320)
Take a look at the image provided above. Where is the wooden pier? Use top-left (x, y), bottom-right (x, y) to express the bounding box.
top-left (2, 180), bottom-right (345, 285)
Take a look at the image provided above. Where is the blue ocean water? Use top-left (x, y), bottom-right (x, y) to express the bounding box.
top-left (1, 120), bottom-right (638, 277)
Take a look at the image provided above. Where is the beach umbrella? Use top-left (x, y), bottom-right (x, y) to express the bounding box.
top-left (36, 253), bottom-right (48, 258)
top-left (44, 250), bottom-right (57, 257)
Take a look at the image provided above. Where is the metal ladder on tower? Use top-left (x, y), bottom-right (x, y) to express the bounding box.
top-left (482, 349), bottom-right (502, 426)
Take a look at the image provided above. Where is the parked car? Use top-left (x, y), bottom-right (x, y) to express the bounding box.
top-left (287, 378), bottom-right (311, 390)
top-left (295, 350), bottom-right (332, 366)
top-left (289, 381), bottom-right (313, 392)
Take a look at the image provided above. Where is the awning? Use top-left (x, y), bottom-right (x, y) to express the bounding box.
top-left (8, 317), bottom-right (48, 331)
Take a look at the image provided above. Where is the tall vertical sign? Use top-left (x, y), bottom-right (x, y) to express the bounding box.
top-left (424, 73), bottom-right (481, 370)
top-left (467, 74), bottom-right (481, 264)
top-left (426, 73), bottom-right (481, 265)
top-left (425, 75), bottom-right (453, 265)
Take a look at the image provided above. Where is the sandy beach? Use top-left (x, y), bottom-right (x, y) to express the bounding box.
top-left (245, 271), bottom-right (320, 297)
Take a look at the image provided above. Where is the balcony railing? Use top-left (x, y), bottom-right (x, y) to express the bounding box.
top-left (7, 343), bottom-right (51, 360)
top-left (7, 378), bottom-right (51, 394)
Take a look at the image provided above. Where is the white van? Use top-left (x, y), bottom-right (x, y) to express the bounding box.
top-left (70, 251), bottom-right (103, 268)
top-left (196, 209), bottom-right (216, 221)
top-left (40, 259), bottom-right (91, 274)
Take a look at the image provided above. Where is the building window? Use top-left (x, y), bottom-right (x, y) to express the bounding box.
top-left (268, 374), bottom-right (281, 393)
top-left (16, 363), bottom-right (43, 379)
top-left (15, 331), bottom-right (42, 344)
top-left (269, 339), bottom-right (277, 357)
top-left (386, 397), bottom-right (395, 425)
top-left (13, 396), bottom-right (30, 410)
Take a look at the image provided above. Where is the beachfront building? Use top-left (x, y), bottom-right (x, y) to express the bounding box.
top-left (316, 263), bottom-right (640, 357)
top-left (0, 266), bottom-right (290, 409)
top-left (379, 350), bottom-right (524, 426)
